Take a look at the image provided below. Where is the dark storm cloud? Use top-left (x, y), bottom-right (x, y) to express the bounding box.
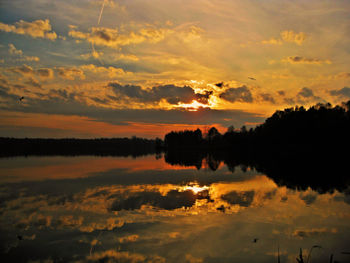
top-left (219, 85), bottom-right (253, 103)
top-left (109, 82), bottom-right (198, 105)
top-left (221, 190), bottom-right (255, 207)
top-left (329, 87), bottom-right (350, 98)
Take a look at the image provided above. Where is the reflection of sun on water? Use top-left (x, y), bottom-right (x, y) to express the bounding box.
top-left (180, 183), bottom-right (209, 194)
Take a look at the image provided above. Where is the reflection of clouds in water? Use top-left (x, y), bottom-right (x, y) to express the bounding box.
top-left (110, 190), bottom-right (197, 211)
top-left (221, 190), bottom-right (255, 207)
top-left (292, 228), bottom-right (337, 239)
top-left (300, 192), bottom-right (318, 205)
top-left (185, 254), bottom-right (203, 263)
top-left (1, 172), bottom-right (350, 262)
top-left (86, 249), bottom-right (165, 263)
top-left (333, 188), bottom-right (350, 205)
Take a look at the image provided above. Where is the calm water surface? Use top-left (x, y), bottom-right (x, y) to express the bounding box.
top-left (0, 155), bottom-right (349, 263)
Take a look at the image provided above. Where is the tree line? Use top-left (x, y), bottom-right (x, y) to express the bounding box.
top-left (164, 100), bottom-right (350, 150)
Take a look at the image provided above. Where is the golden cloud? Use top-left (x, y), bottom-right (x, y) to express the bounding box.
top-left (261, 30), bottom-right (306, 46)
top-left (56, 67), bottom-right (85, 80)
top-left (0, 19), bottom-right (57, 40)
top-left (80, 64), bottom-right (126, 78)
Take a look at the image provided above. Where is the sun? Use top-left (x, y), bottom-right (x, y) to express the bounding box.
top-left (176, 100), bottom-right (210, 111)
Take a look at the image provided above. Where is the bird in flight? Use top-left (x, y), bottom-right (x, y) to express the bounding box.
top-left (248, 77), bottom-right (256, 81)
top-left (19, 96), bottom-right (24, 102)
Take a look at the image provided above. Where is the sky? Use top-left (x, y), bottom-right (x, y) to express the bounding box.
top-left (0, 0), bottom-right (350, 138)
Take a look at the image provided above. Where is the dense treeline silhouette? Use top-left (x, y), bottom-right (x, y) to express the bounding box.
top-left (164, 101), bottom-right (350, 193)
top-left (0, 137), bottom-right (161, 157)
top-left (164, 101), bottom-right (350, 150)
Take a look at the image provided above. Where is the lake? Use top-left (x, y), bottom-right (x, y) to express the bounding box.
top-left (0, 155), bottom-right (349, 263)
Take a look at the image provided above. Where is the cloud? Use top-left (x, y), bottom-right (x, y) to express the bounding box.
top-left (114, 54), bottom-right (139, 61)
top-left (277, 90), bottom-right (285, 96)
top-left (261, 38), bottom-right (282, 45)
top-left (195, 90), bottom-right (213, 104)
top-left (8, 64), bottom-right (34, 75)
top-left (329, 87), bottom-right (350, 98)
top-left (19, 56), bottom-right (40, 62)
top-left (109, 83), bottom-right (197, 105)
top-left (25, 77), bottom-right (42, 89)
top-left (69, 26), bottom-right (170, 48)
top-left (219, 85), bottom-right (253, 103)
top-left (8, 43), bottom-right (23, 55)
top-left (0, 19), bottom-right (57, 40)
top-left (80, 64), bottom-right (126, 78)
top-left (282, 56), bottom-right (332, 65)
top-left (297, 87), bottom-right (314, 98)
top-left (333, 72), bottom-right (350, 79)
top-left (282, 87), bottom-right (324, 105)
top-left (261, 30), bottom-right (306, 46)
top-left (259, 93), bottom-right (276, 104)
top-left (280, 30), bottom-right (307, 45)
top-left (8, 65), bottom-right (53, 78)
top-left (56, 67), bottom-right (85, 80)
top-left (80, 51), bottom-right (104, 60)
top-left (296, 87), bottom-right (323, 103)
top-left (36, 68), bottom-right (54, 78)
top-left (0, 82), bottom-right (265, 137)
top-left (8, 44), bottom-right (40, 62)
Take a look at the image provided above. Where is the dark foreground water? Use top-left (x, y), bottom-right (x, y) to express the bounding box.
top-left (0, 155), bottom-right (349, 263)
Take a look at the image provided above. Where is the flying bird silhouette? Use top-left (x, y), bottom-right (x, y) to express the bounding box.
top-left (248, 77), bottom-right (256, 81)
top-left (19, 96), bottom-right (24, 102)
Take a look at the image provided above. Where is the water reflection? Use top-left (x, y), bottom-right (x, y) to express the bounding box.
top-left (0, 155), bottom-right (349, 262)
